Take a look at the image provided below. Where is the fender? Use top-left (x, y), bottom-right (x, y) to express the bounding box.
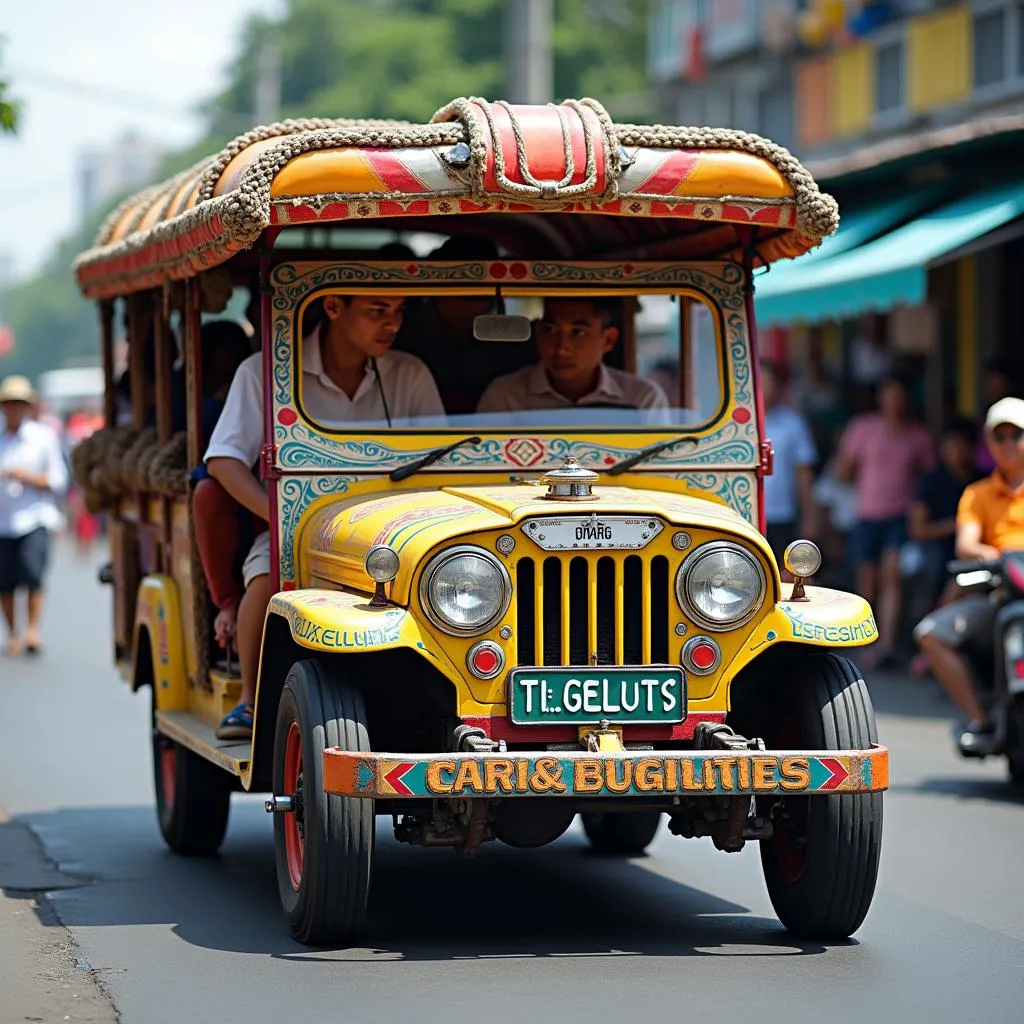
top-left (718, 586), bottom-right (877, 701)
top-left (266, 589), bottom-right (467, 697)
top-left (133, 574), bottom-right (189, 710)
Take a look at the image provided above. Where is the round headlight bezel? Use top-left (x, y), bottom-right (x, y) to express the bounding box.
top-left (419, 544), bottom-right (512, 637)
top-left (675, 540), bottom-right (767, 632)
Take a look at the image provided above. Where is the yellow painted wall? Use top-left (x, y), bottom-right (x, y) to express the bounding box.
top-left (831, 43), bottom-right (874, 137)
top-left (908, 5), bottom-right (972, 113)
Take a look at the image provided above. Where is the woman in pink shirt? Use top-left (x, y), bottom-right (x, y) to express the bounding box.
top-left (836, 376), bottom-right (936, 668)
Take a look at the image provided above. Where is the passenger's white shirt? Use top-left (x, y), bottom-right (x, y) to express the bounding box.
top-left (204, 333), bottom-right (445, 469)
top-left (477, 363), bottom-right (668, 414)
top-left (763, 403), bottom-right (817, 524)
top-left (0, 419), bottom-right (68, 537)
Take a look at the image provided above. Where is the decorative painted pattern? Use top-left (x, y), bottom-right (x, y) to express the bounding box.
top-left (270, 259), bottom-right (758, 475)
top-left (323, 746), bottom-right (890, 799)
top-left (678, 471), bottom-right (756, 524)
top-left (277, 475), bottom-right (357, 584)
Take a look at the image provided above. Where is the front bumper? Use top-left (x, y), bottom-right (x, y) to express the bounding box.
top-left (323, 745), bottom-right (889, 799)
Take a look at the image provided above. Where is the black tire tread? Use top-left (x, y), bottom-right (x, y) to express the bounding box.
top-left (154, 738), bottom-right (232, 857)
top-left (760, 653), bottom-right (882, 940)
top-left (273, 660), bottom-right (373, 946)
top-left (581, 811), bottom-right (661, 855)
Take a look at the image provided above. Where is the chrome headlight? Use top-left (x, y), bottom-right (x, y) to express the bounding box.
top-left (420, 545), bottom-right (511, 636)
top-left (676, 541), bottom-right (766, 631)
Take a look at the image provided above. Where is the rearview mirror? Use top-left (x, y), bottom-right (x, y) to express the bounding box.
top-left (473, 314), bottom-right (532, 343)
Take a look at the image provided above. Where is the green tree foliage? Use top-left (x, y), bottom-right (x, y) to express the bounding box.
top-left (0, 38), bottom-right (20, 133)
top-left (1, 0), bottom-right (650, 382)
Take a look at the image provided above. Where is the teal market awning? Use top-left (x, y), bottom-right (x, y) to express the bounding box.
top-left (754, 180), bottom-right (1024, 328)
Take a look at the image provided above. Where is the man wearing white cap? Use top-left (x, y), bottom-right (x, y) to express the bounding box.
top-left (0, 375), bottom-right (68, 655)
top-left (915, 396), bottom-right (1024, 754)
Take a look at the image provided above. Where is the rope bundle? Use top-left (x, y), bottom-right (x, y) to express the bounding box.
top-left (75, 96), bottom-right (838, 284)
top-left (70, 427), bottom-right (189, 512)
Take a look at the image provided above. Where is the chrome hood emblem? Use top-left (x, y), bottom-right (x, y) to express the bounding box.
top-left (540, 457), bottom-right (599, 501)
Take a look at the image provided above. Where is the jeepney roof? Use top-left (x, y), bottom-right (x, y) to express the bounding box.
top-left (72, 97), bottom-right (839, 299)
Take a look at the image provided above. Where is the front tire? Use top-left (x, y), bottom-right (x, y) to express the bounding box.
top-left (272, 659), bottom-right (374, 946)
top-left (758, 653), bottom-right (882, 940)
top-left (581, 812), bottom-right (662, 854)
top-left (152, 726), bottom-right (232, 857)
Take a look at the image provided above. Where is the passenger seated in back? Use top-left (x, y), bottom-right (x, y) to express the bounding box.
top-left (191, 321), bottom-right (259, 656)
top-left (476, 297), bottom-right (668, 416)
top-left (205, 292), bottom-right (443, 740)
top-left (395, 236), bottom-right (534, 414)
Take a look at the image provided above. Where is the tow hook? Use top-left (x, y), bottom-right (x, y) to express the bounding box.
top-left (693, 722), bottom-right (765, 752)
top-left (686, 723), bottom-right (769, 853)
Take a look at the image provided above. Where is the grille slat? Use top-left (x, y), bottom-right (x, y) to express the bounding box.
top-left (516, 552), bottom-right (670, 666)
top-left (542, 558), bottom-right (562, 666)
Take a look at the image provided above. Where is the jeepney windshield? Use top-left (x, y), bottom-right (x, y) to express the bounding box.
top-left (292, 290), bottom-right (725, 434)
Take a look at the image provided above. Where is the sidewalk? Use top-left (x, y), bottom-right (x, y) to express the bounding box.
top-left (0, 809), bottom-right (118, 1024)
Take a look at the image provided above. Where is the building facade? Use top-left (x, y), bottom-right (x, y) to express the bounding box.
top-left (648, 0), bottom-right (1024, 443)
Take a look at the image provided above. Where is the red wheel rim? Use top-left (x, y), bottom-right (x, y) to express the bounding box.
top-left (159, 741), bottom-right (176, 811)
top-left (771, 715), bottom-right (807, 883)
top-left (283, 720), bottom-right (304, 891)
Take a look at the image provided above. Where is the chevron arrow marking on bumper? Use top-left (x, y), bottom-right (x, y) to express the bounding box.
top-left (383, 762), bottom-right (416, 796)
top-left (819, 757), bottom-right (850, 790)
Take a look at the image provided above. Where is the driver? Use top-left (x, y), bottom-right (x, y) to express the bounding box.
top-left (204, 294), bottom-right (444, 741)
top-left (914, 397), bottom-right (1024, 754)
top-left (476, 297), bottom-right (668, 415)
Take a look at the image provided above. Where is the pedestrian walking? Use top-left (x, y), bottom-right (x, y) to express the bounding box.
top-left (835, 375), bottom-right (935, 668)
top-left (0, 375), bottom-right (68, 656)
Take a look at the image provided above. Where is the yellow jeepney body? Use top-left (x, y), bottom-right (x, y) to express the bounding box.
top-left (71, 96), bottom-right (884, 802)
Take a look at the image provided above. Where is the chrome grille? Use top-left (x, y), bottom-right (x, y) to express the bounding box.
top-left (515, 554), bottom-right (671, 666)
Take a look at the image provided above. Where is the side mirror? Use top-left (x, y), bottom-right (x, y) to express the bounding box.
top-left (473, 314), bottom-right (532, 343)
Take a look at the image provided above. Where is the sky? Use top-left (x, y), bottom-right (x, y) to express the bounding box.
top-left (0, 0), bottom-right (284, 283)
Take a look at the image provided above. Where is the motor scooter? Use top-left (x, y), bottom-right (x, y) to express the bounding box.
top-left (948, 552), bottom-right (1024, 782)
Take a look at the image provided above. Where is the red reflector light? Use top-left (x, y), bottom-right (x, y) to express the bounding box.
top-left (1014, 659), bottom-right (1024, 679)
top-left (473, 648), bottom-right (499, 674)
top-left (691, 643), bottom-right (717, 670)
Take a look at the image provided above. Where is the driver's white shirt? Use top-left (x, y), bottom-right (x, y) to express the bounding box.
top-left (477, 362), bottom-right (668, 413)
top-left (205, 333), bottom-right (445, 469)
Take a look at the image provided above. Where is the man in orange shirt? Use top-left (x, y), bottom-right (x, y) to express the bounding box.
top-left (915, 397), bottom-right (1024, 754)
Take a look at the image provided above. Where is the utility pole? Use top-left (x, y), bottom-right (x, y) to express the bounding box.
top-left (254, 39), bottom-right (282, 125)
top-left (505, 0), bottom-right (554, 104)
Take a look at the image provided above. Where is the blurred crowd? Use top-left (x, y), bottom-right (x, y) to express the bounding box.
top-left (761, 353), bottom-right (1016, 674)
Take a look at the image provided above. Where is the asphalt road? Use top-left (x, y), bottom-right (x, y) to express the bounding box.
top-left (2, 538), bottom-right (1023, 1024)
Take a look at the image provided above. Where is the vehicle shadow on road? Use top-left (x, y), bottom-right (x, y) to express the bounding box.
top-left (10, 805), bottom-right (842, 962)
top-left (887, 777), bottom-right (1024, 805)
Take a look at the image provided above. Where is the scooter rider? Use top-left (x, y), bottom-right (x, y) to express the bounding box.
top-left (914, 397), bottom-right (1024, 754)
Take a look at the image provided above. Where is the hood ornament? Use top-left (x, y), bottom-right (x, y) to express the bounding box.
top-left (540, 457), bottom-right (599, 501)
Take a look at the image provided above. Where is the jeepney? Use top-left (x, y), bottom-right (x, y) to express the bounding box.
top-left (71, 96), bottom-right (887, 946)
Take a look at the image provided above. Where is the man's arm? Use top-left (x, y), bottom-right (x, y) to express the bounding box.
top-left (954, 486), bottom-right (998, 561)
top-left (955, 520), bottom-right (999, 562)
top-left (832, 421), bottom-right (860, 484)
top-left (206, 457), bottom-right (270, 521)
top-left (5, 429), bottom-right (68, 493)
top-left (202, 354), bottom-right (267, 519)
top-left (908, 500), bottom-right (956, 542)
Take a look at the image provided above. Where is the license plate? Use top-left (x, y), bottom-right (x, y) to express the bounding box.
top-left (508, 667), bottom-right (686, 725)
top-left (521, 515), bottom-right (663, 551)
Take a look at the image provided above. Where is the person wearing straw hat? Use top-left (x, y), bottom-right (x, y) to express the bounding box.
top-left (0, 375), bottom-right (68, 655)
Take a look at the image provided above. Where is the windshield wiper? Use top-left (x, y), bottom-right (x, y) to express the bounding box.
top-left (389, 436), bottom-right (483, 482)
top-left (605, 437), bottom-right (698, 476)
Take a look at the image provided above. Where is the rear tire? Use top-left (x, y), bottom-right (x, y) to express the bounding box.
top-left (152, 719), bottom-right (232, 856)
top-left (581, 811), bottom-right (662, 855)
top-left (758, 653), bottom-right (882, 940)
top-left (272, 659), bottom-right (374, 946)
top-left (1006, 700), bottom-right (1024, 785)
